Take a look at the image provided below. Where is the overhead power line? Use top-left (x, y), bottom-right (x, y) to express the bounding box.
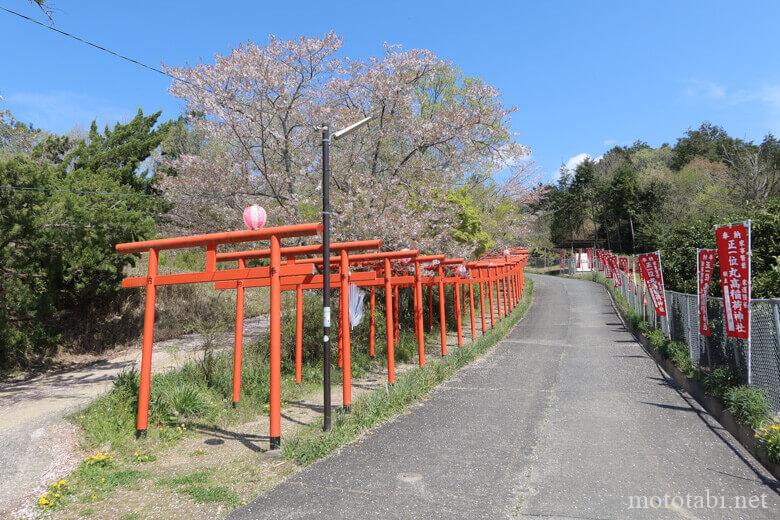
top-left (0, 5), bottom-right (196, 87)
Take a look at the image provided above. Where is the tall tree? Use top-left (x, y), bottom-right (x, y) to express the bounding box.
top-left (161, 33), bottom-right (529, 255)
top-left (0, 110), bottom-right (168, 368)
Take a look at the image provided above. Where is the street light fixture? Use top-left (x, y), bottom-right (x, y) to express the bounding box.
top-left (320, 114), bottom-right (373, 431)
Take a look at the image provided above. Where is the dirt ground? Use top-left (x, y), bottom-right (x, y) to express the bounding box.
top-left (3, 298), bottom-right (497, 519)
top-left (45, 361), bottom-right (416, 520)
top-left (0, 317), bottom-right (267, 519)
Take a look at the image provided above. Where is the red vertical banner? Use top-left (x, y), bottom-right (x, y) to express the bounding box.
top-left (609, 254), bottom-right (622, 286)
top-left (631, 257), bottom-right (638, 293)
top-left (619, 256), bottom-right (628, 273)
top-left (586, 248), bottom-right (593, 271)
top-left (715, 222), bottom-right (751, 340)
top-left (576, 249), bottom-right (581, 269)
top-left (559, 249), bottom-right (566, 269)
top-left (697, 248), bottom-right (716, 337)
top-left (637, 252), bottom-right (667, 316)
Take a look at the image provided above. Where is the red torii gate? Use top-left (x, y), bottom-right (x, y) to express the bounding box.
top-left (296, 249), bottom-right (422, 388)
top-left (213, 240), bottom-right (382, 406)
top-left (218, 247), bottom-right (423, 411)
top-left (116, 222), bottom-right (529, 450)
top-left (115, 223), bottom-right (322, 447)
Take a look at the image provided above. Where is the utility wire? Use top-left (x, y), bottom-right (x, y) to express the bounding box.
top-left (0, 5), bottom-right (196, 88)
top-left (0, 7), bottom-right (204, 201)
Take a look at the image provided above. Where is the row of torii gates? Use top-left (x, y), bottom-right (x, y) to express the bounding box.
top-left (116, 222), bottom-right (529, 449)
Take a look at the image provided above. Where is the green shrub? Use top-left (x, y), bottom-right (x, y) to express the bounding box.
top-left (660, 341), bottom-right (696, 377)
top-left (700, 366), bottom-right (739, 400)
top-left (646, 329), bottom-right (666, 351)
top-left (626, 309), bottom-right (643, 329)
top-left (724, 385), bottom-right (770, 428)
top-left (393, 329), bottom-right (418, 364)
top-left (755, 423), bottom-right (780, 464)
top-left (280, 291), bottom-right (388, 368)
top-left (0, 112), bottom-right (169, 371)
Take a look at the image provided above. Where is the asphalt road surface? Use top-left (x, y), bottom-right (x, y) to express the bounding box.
top-left (229, 275), bottom-right (779, 520)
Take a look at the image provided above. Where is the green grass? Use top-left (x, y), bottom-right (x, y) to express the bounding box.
top-left (157, 470), bottom-right (212, 487)
top-left (283, 280), bottom-right (534, 465)
top-left (76, 296), bottom-right (362, 455)
top-left (524, 265), bottom-right (562, 275)
top-left (55, 284), bottom-right (523, 514)
top-left (179, 485), bottom-right (242, 506)
top-left (69, 457), bottom-right (145, 503)
top-left (724, 385), bottom-right (771, 428)
top-left (700, 366), bottom-right (739, 400)
top-left (157, 469), bottom-right (241, 507)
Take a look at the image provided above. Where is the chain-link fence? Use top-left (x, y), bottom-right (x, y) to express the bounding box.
top-left (592, 259), bottom-right (780, 414)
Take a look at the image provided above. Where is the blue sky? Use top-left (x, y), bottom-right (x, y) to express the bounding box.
top-left (2, 0), bottom-right (780, 182)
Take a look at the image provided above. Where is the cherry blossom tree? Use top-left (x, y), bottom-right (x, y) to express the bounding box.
top-left (161, 32), bottom-right (531, 255)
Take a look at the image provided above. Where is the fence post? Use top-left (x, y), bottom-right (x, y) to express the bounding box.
top-left (339, 250), bottom-right (352, 410)
top-left (437, 264), bottom-right (447, 355)
top-left (468, 281), bottom-right (476, 340)
top-left (295, 283), bottom-right (303, 384)
top-left (479, 279), bottom-right (486, 333)
top-left (414, 264), bottom-right (425, 366)
top-left (488, 271), bottom-right (495, 328)
top-left (454, 279), bottom-right (463, 348)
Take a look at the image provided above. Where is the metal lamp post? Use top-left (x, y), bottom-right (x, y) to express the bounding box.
top-left (320, 115), bottom-right (373, 431)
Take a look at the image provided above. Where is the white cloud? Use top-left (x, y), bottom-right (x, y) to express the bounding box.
top-left (683, 80), bottom-right (780, 110)
top-left (681, 81), bottom-right (780, 133)
top-left (682, 80), bottom-right (726, 100)
top-left (564, 152), bottom-right (590, 172)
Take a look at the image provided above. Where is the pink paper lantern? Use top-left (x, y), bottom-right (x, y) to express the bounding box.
top-left (243, 205), bottom-right (267, 229)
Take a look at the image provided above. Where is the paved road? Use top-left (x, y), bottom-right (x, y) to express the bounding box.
top-left (230, 275), bottom-right (779, 520)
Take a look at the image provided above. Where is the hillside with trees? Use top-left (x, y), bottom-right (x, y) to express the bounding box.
top-left (538, 123), bottom-right (780, 297)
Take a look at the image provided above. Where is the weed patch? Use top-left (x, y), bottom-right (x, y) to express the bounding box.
top-left (724, 385), bottom-right (771, 428)
top-left (158, 469), bottom-right (241, 507)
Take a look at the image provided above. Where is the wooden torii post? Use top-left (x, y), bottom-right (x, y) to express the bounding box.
top-left (115, 222), bottom-right (322, 448)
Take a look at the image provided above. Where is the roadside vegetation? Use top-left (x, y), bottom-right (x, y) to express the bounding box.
top-left (32, 281), bottom-right (526, 517)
